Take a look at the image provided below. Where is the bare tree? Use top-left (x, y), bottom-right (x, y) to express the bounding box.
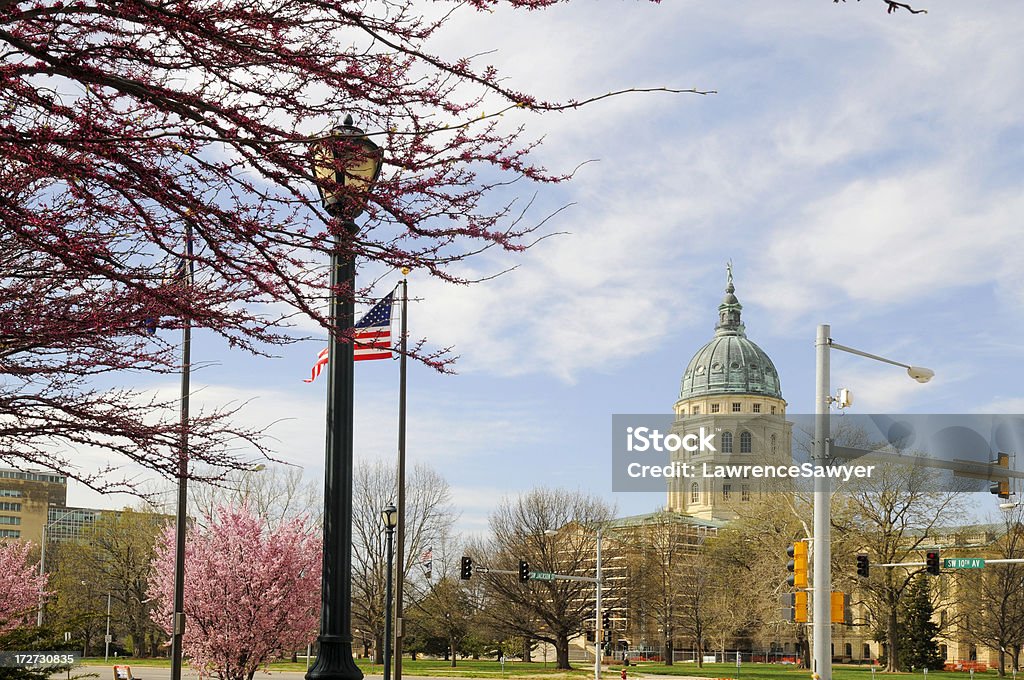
top-left (833, 463), bottom-right (966, 672)
top-left (959, 506), bottom-right (1024, 676)
top-left (621, 511), bottom-right (712, 666)
top-left (54, 508), bottom-right (170, 656)
top-left (185, 464), bottom-right (323, 530)
top-left (707, 493), bottom-right (812, 667)
top-left (478, 487), bottom-right (613, 670)
top-left (350, 460), bottom-right (454, 663)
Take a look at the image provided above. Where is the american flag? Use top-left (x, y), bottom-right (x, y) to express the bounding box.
top-left (353, 292), bottom-right (394, 362)
top-left (302, 291), bottom-right (394, 381)
top-left (420, 546), bottom-right (433, 579)
top-left (302, 347), bottom-right (329, 383)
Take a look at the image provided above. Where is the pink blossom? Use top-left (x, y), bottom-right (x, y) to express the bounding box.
top-left (0, 541), bottom-right (48, 633)
top-left (149, 506), bottom-right (321, 680)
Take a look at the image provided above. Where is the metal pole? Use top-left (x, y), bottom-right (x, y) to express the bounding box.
top-left (306, 224), bottom-right (362, 680)
top-left (37, 524), bottom-right (46, 626)
top-left (384, 524), bottom-right (395, 680)
top-left (595, 527), bottom-right (602, 680)
top-left (393, 277), bottom-right (408, 680)
top-left (813, 324), bottom-right (832, 680)
top-left (170, 222), bottom-right (193, 680)
top-left (105, 592), bottom-right (111, 662)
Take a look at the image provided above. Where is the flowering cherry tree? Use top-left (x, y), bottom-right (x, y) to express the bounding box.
top-left (0, 541), bottom-right (48, 633)
top-left (148, 505), bottom-right (321, 680)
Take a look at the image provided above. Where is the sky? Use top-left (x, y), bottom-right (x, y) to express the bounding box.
top-left (65, 0), bottom-right (1024, 534)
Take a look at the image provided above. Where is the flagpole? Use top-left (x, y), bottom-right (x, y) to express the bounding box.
top-left (393, 271), bottom-right (409, 680)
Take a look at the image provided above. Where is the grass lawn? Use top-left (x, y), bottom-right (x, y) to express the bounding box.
top-left (76, 659), bottom-right (1001, 679)
top-left (622, 663), bottom-right (997, 680)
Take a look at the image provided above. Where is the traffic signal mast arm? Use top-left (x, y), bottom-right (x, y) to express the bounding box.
top-left (472, 566), bottom-right (519, 576)
top-left (460, 564), bottom-right (602, 582)
top-left (831, 447), bottom-right (1022, 482)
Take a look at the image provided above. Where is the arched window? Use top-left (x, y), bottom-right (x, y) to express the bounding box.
top-left (690, 482), bottom-right (700, 504)
top-left (771, 434), bottom-right (777, 454)
top-left (721, 431), bottom-right (733, 453)
top-left (740, 430), bottom-right (752, 453)
top-left (844, 644), bottom-right (852, 658)
top-left (863, 644), bottom-right (871, 660)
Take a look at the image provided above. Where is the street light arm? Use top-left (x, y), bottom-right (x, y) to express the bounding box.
top-left (828, 341), bottom-right (911, 370)
top-left (829, 340), bottom-right (934, 383)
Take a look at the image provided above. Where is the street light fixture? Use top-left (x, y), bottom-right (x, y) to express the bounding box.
top-left (544, 525), bottom-right (604, 680)
top-left (381, 505), bottom-right (398, 680)
top-left (812, 324), bottom-right (933, 680)
top-left (306, 115), bottom-right (383, 680)
top-left (38, 506), bottom-right (77, 626)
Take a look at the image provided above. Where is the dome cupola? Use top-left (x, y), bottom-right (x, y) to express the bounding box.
top-left (678, 266), bottom-right (783, 401)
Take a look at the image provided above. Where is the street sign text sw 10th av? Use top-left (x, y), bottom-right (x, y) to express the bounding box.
top-left (944, 558), bottom-right (985, 569)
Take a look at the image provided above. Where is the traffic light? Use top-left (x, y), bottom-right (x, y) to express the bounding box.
top-left (519, 559), bottom-right (529, 582)
top-left (830, 592), bottom-right (850, 624)
top-left (926, 550), bottom-right (940, 576)
top-left (602, 611), bottom-right (611, 630)
top-left (990, 452), bottom-right (1012, 500)
top-left (460, 556), bottom-right (473, 580)
top-left (787, 541), bottom-right (808, 588)
top-left (780, 592), bottom-right (808, 622)
top-left (856, 554), bottom-right (870, 578)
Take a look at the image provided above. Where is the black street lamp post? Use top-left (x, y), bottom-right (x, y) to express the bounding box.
top-left (381, 505), bottom-right (398, 680)
top-left (307, 115), bottom-right (383, 680)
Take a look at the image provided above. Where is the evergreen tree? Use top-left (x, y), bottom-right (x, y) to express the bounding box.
top-left (898, 576), bottom-right (945, 671)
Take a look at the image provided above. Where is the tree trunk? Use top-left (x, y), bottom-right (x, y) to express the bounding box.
top-left (556, 633), bottom-right (572, 670)
top-left (665, 636), bottom-right (673, 666)
top-left (998, 647), bottom-right (1006, 677)
top-left (375, 634), bottom-right (384, 664)
top-left (886, 607), bottom-right (899, 672)
top-left (450, 638), bottom-right (457, 667)
top-left (523, 637), bottom-right (531, 662)
top-left (695, 637), bottom-right (704, 668)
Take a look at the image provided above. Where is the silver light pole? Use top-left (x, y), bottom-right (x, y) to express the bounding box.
top-left (811, 323), bottom-right (933, 680)
top-left (812, 325), bottom-right (831, 679)
top-left (37, 507), bottom-right (76, 626)
top-left (105, 592), bottom-right (112, 662)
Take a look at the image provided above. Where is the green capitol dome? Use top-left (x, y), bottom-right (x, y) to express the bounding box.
top-left (679, 270), bottom-right (783, 401)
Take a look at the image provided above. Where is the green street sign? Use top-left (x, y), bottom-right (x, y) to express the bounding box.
top-left (943, 558), bottom-right (985, 569)
top-left (529, 571), bottom-right (556, 580)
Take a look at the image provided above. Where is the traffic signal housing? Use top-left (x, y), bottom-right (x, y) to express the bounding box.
top-left (780, 592), bottom-right (808, 622)
top-left (926, 550), bottom-right (941, 576)
top-left (856, 554), bottom-right (870, 578)
top-left (602, 611), bottom-right (611, 630)
top-left (787, 541), bottom-right (808, 588)
top-left (519, 559), bottom-right (529, 582)
top-left (460, 556), bottom-right (473, 580)
top-left (830, 592), bottom-right (851, 624)
top-left (990, 452), bottom-right (1012, 500)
